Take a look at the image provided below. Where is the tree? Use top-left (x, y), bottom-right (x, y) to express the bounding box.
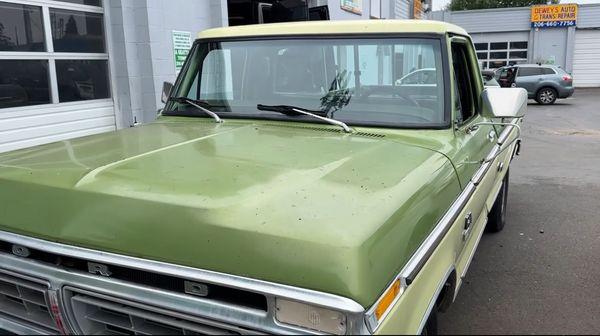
top-left (0, 23), bottom-right (15, 49)
top-left (447, 0), bottom-right (560, 11)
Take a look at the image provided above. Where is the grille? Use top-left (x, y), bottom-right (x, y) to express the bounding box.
top-left (0, 270), bottom-right (58, 333)
top-left (66, 288), bottom-right (260, 335)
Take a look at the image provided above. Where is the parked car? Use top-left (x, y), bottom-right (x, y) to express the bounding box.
top-left (395, 68), bottom-right (436, 86)
top-left (482, 69), bottom-right (500, 87)
top-left (0, 20), bottom-right (526, 335)
top-left (495, 64), bottom-right (574, 105)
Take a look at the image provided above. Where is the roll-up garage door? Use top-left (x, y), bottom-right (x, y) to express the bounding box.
top-left (573, 29), bottom-right (600, 87)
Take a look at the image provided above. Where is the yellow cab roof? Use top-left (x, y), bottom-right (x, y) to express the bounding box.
top-left (198, 20), bottom-right (467, 39)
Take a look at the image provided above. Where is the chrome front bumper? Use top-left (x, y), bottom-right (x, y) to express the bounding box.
top-left (0, 230), bottom-right (369, 335)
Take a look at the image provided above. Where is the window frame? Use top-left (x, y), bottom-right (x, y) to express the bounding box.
top-left (450, 35), bottom-right (483, 127)
top-left (0, 0), bottom-right (110, 109)
top-left (165, 33), bottom-right (453, 130)
top-left (475, 40), bottom-right (528, 70)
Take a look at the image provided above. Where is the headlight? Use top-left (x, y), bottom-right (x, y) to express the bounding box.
top-left (275, 299), bottom-right (347, 335)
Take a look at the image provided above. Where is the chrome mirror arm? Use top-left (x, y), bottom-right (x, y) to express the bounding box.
top-left (468, 120), bottom-right (523, 164)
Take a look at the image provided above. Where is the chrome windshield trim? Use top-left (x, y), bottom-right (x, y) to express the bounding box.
top-left (0, 230), bottom-right (364, 315)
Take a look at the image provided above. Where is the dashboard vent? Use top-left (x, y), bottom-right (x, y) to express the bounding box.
top-left (66, 288), bottom-right (260, 335)
top-left (0, 270), bottom-right (58, 333)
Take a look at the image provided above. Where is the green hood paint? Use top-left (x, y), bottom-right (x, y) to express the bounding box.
top-left (0, 117), bottom-right (461, 307)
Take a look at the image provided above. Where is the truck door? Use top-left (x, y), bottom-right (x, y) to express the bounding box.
top-left (449, 37), bottom-right (499, 278)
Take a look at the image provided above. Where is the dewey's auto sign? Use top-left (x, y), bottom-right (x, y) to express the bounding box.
top-left (531, 4), bottom-right (578, 28)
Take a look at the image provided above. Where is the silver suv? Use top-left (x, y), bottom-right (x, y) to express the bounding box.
top-left (495, 64), bottom-right (574, 105)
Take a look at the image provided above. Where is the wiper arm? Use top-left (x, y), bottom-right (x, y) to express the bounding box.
top-left (169, 97), bottom-right (223, 123)
top-left (257, 104), bottom-right (352, 133)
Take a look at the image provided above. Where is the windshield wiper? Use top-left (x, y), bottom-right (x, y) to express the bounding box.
top-left (169, 97), bottom-right (223, 123)
top-left (257, 104), bottom-right (352, 133)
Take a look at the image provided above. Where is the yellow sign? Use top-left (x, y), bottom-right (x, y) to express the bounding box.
top-left (531, 4), bottom-right (578, 28)
top-left (341, 0), bottom-right (362, 15)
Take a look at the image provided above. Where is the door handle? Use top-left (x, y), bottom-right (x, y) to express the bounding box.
top-left (462, 212), bottom-right (473, 241)
top-left (488, 130), bottom-right (496, 142)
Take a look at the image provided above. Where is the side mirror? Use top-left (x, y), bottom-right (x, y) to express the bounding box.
top-left (481, 87), bottom-right (527, 119)
top-left (161, 82), bottom-right (174, 104)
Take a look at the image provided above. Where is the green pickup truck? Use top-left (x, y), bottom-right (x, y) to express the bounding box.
top-left (0, 20), bottom-right (526, 335)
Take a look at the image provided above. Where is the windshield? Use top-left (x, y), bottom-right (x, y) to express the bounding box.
top-left (165, 37), bottom-right (446, 128)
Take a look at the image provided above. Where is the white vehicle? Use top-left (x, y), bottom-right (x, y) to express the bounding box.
top-left (395, 68), bottom-right (436, 86)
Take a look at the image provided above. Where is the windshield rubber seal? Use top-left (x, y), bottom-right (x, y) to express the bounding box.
top-left (163, 33), bottom-right (452, 130)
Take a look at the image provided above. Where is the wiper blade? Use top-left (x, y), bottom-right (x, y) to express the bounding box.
top-left (169, 97), bottom-right (223, 123)
top-left (257, 104), bottom-right (352, 133)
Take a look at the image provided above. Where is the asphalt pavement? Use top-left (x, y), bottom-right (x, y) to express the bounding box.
top-left (438, 88), bottom-right (600, 334)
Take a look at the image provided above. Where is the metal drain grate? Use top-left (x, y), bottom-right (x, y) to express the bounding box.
top-left (66, 288), bottom-right (260, 335)
top-left (0, 270), bottom-right (58, 333)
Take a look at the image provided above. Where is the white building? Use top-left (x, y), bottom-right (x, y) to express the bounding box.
top-left (431, 3), bottom-right (600, 88)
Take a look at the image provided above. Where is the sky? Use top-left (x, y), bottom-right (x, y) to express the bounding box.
top-left (432, 0), bottom-right (600, 11)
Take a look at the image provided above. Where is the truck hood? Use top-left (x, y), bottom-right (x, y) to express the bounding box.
top-left (0, 117), bottom-right (460, 307)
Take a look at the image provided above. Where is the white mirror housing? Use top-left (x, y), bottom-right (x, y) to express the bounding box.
top-left (481, 87), bottom-right (527, 119)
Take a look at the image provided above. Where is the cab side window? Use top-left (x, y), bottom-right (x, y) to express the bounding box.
top-left (452, 42), bottom-right (477, 123)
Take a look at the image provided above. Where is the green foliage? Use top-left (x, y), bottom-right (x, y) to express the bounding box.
top-left (448, 0), bottom-right (560, 11)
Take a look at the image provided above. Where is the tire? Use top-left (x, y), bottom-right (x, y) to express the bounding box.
top-left (486, 170), bottom-right (509, 233)
top-left (535, 87), bottom-right (557, 105)
top-left (421, 309), bottom-right (438, 335)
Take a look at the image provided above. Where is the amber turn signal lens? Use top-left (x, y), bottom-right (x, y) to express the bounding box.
top-left (374, 279), bottom-right (402, 320)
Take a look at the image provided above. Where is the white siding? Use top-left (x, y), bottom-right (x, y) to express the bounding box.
top-left (577, 4), bottom-right (600, 29)
top-left (430, 7), bottom-right (531, 33)
top-left (573, 29), bottom-right (600, 87)
top-left (0, 101), bottom-right (116, 153)
top-left (394, 0), bottom-right (410, 19)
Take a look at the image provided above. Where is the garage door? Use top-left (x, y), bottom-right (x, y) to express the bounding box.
top-left (573, 29), bottom-right (600, 87)
top-left (0, 0), bottom-right (116, 154)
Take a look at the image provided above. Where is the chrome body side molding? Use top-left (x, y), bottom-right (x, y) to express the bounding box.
top-left (365, 119), bottom-right (520, 332)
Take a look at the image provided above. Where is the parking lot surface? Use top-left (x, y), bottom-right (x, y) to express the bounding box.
top-left (439, 89), bottom-right (600, 334)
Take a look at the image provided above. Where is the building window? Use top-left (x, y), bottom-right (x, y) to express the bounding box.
top-left (476, 40), bottom-right (528, 69)
top-left (474, 43), bottom-right (488, 51)
top-left (490, 42), bottom-right (508, 50)
top-left (56, 60), bottom-right (109, 102)
top-left (0, 60), bottom-right (51, 108)
top-left (53, 0), bottom-right (102, 6)
top-left (0, 2), bottom-right (46, 51)
top-left (0, 0), bottom-right (108, 110)
top-left (50, 8), bottom-right (105, 53)
top-left (510, 41), bottom-right (528, 49)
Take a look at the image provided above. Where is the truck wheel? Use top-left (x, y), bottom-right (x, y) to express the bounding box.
top-left (421, 309), bottom-right (438, 335)
top-left (536, 87), bottom-right (557, 105)
top-left (486, 170), bottom-right (509, 233)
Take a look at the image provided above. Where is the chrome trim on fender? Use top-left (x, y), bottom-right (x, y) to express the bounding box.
top-left (365, 182), bottom-right (476, 332)
top-left (365, 117), bottom-right (523, 332)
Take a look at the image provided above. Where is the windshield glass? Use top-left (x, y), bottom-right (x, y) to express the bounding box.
top-left (165, 37), bottom-right (446, 127)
